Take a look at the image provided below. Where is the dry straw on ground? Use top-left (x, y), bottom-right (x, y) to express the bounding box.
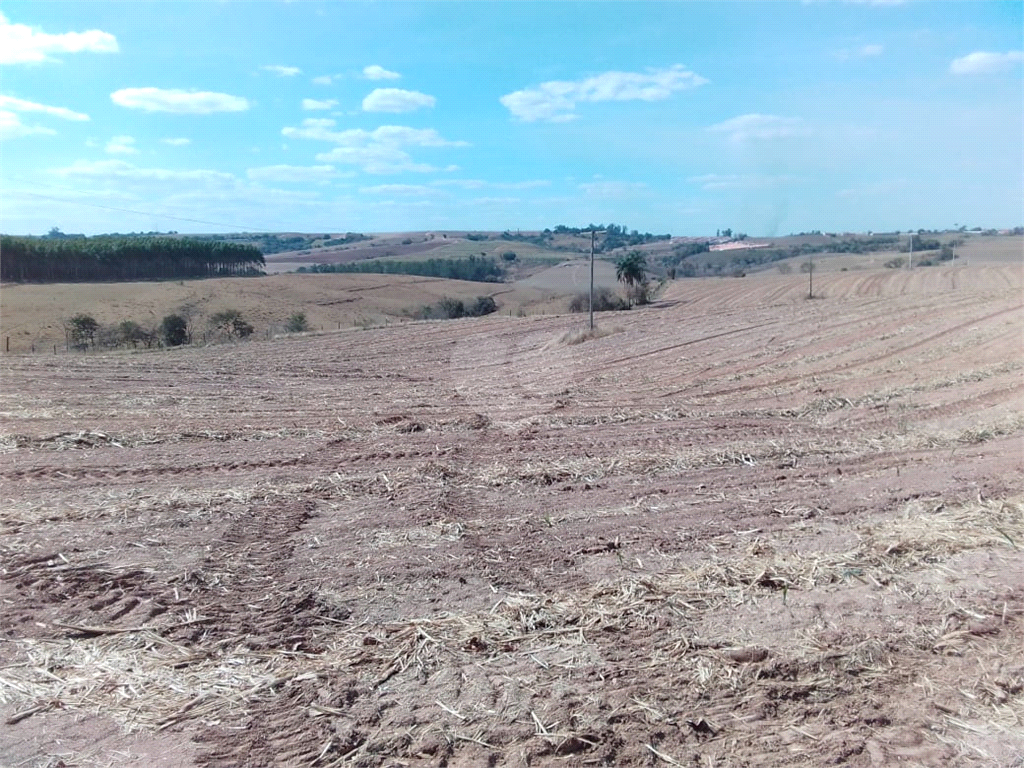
top-left (2, 497), bottom-right (1020, 763)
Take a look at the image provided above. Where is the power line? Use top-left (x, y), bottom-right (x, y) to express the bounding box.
top-left (9, 190), bottom-right (276, 233)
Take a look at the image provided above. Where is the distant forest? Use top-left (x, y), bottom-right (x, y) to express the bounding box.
top-left (496, 223), bottom-right (672, 252)
top-left (298, 256), bottom-right (505, 282)
top-left (0, 236), bottom-right (265, 282)
top-left (204, 231), bottom-right (369, 255)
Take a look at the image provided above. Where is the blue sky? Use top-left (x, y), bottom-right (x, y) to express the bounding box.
top-left (1, 1), bottom-right (1021, 237)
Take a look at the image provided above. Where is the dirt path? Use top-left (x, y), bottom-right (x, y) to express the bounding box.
top-left (1, 265), bottom-right (1022, 767)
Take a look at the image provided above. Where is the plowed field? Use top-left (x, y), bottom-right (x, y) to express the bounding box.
top-left (2, 264), bottom-right (1022, 767)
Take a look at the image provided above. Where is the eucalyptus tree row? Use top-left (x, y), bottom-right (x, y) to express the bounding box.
top-left (0, 236), bottom-right (265, 282)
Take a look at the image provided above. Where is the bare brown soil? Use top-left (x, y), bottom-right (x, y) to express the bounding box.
top-left (1, 264), bottom-right (1023, 767)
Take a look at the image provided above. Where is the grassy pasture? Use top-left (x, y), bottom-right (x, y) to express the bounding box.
top-left (0, 273), bottom-right (557, 353)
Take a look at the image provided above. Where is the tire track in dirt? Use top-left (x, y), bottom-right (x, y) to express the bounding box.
top-left (1, 554), bottom-right (173, 638)
top-left (181, 497), bottom-right (361, 766)
top-left (0, 456), bottom-right (308, 484)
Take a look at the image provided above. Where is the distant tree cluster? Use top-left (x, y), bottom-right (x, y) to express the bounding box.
top-left (899, 235), bottom-right (942, 253)
top-left (209, 309), bottom-right (254, 340)
top-left (203, 232), bottom-right (368, 254)
top-left (299, 256), bottom-right (506, 282)
top-left (416, 296), bottom-right (499, 320)
top-left (663, 240), bottom-right (711, 266)
top-left (550, 223), bottom-right (671, 252)
top-left (660, 234), bottom-right (906, 279)
top-left (62, 312), bottom-right (169, 350)
top-left (0, 236), bottom-right (265, 282)
top-left (499, 230), bottom-right (553, 247)
top-left (568, 288), bottom-right (630, 313)
top-left (57, 304), bottom-right (283, 352)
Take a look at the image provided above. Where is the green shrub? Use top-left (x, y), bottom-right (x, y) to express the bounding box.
top-left (285, 312), bottom-right (310, 333)
top-left (568, 288), bottom-right (629, 313)
top-left (471, 296), bottom-right (498, 316)
top-left (117, 320), bottom-right (155, 348)
top-left (416, 295), bottom-right (499, 320)
top-left (210, 309), bottom-right (253, 339)
top-left (437, 298), bottom-right (466, 319)
top-left (161, 314), bottom-right (189, 347)
top-left (67, 313), bottom-right (99, 349)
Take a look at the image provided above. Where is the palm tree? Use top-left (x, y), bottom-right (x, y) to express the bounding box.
top-left (616, 251), bottom-right (647, 306)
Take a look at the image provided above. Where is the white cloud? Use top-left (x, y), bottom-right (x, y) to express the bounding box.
top-left (53, 159), bottom-right (235, 185)
top-left (471, 196), bottom-right (520, 205)
top-left (302, 98), bottom-right (338, 111)
top-left (804, 0), bottom-right (905, 5)
top-left (433, 178), bottom-right (550, 190)
top-left (578, 180), bottom-right (649, 198)
top-left (708, 114), bottom-right (812, 142)
top-left (362, 88), bottom-right (436, 113)
top-left (161, 137), bottom-right (191, 146)
top-left (363, 65), bottom-right (400, 80)
top-left (688, 173), bottom-right (799, 190)
top-left (262, 64), bottom-right (301, 77)
top-left (359, 184), bottom-right (434, 195)
top-left (247, 164), bottom-right (335, 183)
top-left (283, 120), bottom-right (466, 147)
top-left (281, 119), bottom-right (467, 174)
top-left (950, 51), bottom-right (1024, 75)
top-left (500, 64), bottom-right (707, 122)
top-left (370, 126), bottom-right (465, 147)
top-left (312, 75), bottom-right (333, 85)
top-left (0, 95), bottom-right (89, 121)
top-left (0, 11), bottom-right (118, 64)
top-left (111, 87), bottom-right (250, 114)
top-left (315, 146), bottom-right (435, 174)
top-left (105, 135), bottom-right (138, 155)
top-left (0, 110), bottom-right (57, 140)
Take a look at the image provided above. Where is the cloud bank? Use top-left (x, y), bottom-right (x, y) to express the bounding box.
top-left (0, 11), bottom-right (118, 64)
top-left (262, 64), bottom-right (301, 77)
top-left (105, 135), bottom-right (138, 155)
top-left (363, 65), bottom-right (400, 80)
top-left (282, 119), bottom-right (466, 173)
top-left (708, 114), bottom-right (811, 142)
top-left (500, 65), bottom-right (707, 122)
top-left (362, 88), bottom-right (436, 113)
top-left (111, 88), bottom-right (250, 114)
top-left (950, 51), bottom-right (1024, 75)
top-left (302, 98), bottom-right (338, 111)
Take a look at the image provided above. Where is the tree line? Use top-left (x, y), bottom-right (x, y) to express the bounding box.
top-left (0, 236), bottom-right (266, 282)
top-left (61, 305), bottom-right (302, 352)
top-left (297, 255), bottom-right (505, 282)
top-left (204, 231), bottom-right (369, 254)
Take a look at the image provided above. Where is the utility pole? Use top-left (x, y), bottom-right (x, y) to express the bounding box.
top-left (908, 232), bottom-right (914, 269)
top-left (588, 229), bottom-right (605, 330)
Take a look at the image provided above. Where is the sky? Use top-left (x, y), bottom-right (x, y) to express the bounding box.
top-left (0, 1), bottom-right (1021, 237)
